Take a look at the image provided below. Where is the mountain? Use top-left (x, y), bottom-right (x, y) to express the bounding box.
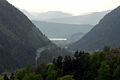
top-left (32, 21), bottom-right (93, 38)
top-left (21, 10), bottom-right (110, 25)
top-left (20, 9), bottom-right (35, 20)
top-left (70, 6), bottom-right (120, 51)
top-left (68, 32), bottom-right (85, 43)
top-left (33, 11), bottom-right (73, 20)
top-left (20, 10), bottom-right (73, 20)
top-left (45, 10), bottom-right (111, 25)
top-left (0, 0), bottom-right (71, 73)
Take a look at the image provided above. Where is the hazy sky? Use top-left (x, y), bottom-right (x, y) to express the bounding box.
top-left (7, 0), bottom-right (120, 15)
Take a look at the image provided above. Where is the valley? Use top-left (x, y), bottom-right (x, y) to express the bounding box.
top-left (0, 0), bottom-right (120, 80)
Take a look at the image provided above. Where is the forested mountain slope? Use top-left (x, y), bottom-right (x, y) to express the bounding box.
top-left (70, 6), bottom-right (120, 51)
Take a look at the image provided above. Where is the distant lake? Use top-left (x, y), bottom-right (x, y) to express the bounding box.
top-left (49, 38), bottom-right (67, 41)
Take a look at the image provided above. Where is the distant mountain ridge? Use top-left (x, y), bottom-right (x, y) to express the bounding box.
top-left (70, 6), bottom-right (120, 51)
top-left (35, 11), bottom-right (73, 20)
top-left (21, 10), bottom-right (73, 20)
top-left (21, 10), bottom-right (111, 25)
top-left (45, 10), bottom-right (111, 25)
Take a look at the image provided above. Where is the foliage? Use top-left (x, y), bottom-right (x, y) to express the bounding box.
top-left (97, 62), bottom-right (111, 80)
top-left (1, 50), bottom-right (120, 80)
top-left (23, 72), bottom-right (43, 80)
top-left (0, 77), bottom-right (3, 80)
top-left (57, 75), bottom-right (74, 80)
top-left (113, 65), bottom-right (120, 80)
top-left (46, 64), bottom-right (57, 80)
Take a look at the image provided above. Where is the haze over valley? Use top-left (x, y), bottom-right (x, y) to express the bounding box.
top-left (0, 0), bottom-right (120, 79)
top-left (20, 9), bottom-right (111, 47)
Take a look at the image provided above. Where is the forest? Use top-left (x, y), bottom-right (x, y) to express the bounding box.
top-left (1, 46), bottom-right (120, 80)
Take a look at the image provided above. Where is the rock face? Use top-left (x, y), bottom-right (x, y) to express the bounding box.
top-left (70, 6), bottom-right (120, 51)
top-left (0, 0), bottom-right (52, 73)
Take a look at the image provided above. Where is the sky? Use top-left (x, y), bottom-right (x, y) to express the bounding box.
top-left (7, 0), bottom-right (120, 15)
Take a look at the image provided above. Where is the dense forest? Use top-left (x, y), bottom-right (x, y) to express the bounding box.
top-left (1, 46), bottom-right (120, 80)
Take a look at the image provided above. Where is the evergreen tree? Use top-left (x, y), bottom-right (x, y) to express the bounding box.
top-left (62, 56), bottom-right (72, 75)
top-left (55, 56), bottom-right (63, 69)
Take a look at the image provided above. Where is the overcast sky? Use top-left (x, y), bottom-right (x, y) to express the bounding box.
top-left (7, 0), bottom-right (120, 15)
